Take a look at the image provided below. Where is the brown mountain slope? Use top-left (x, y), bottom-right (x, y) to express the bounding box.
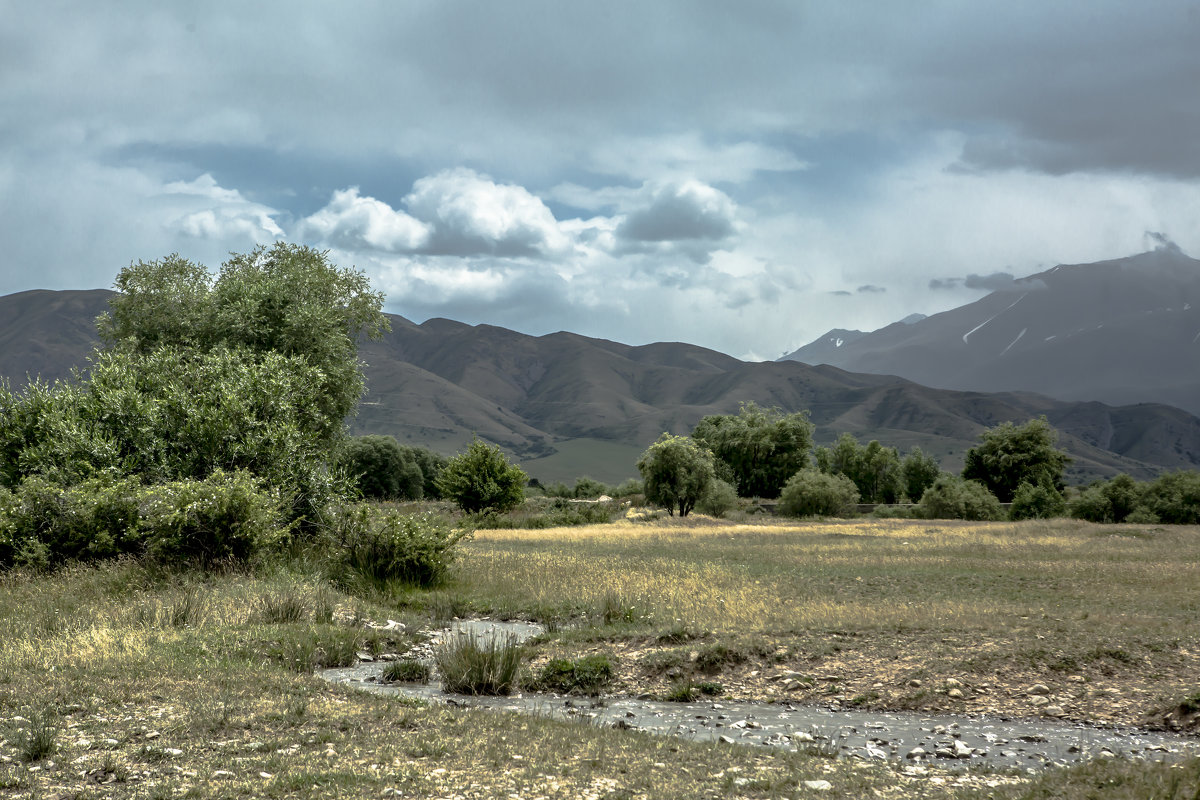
top-left (2, 289), bottom-right (1199, 483)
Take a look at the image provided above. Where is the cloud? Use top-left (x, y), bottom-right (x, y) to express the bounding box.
top-left (616, 180), bottom-right (738, 256)
top-left (587, 133), bottom-right (807, 184)
top-left (928, 278), bottom-right (960, 290)
top-left (163, 174), bottom-right (284, 240)
top-left (856, 284), bottom-right (886, 294)
top-left (299, 188), bottom-right (430, 252)
top-left (404, 168), bottom-right (572, 258)
top-left (964, 272), bottom-right (1015, 291)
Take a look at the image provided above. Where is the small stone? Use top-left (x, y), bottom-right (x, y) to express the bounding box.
top-left (907, 679), bottom-right (922, 688)
top-left (1028, 696), bottom-right (1050, 707)
top-left (144, 730), bottom-right (160, 740)
top-left (719, 735), bottom-right (736, 744)
top-left (906, 747), bottom-right (926, 759)
top-left (1028, 683), bottom-right (1051, 695)
top-left (793, 732), bottom-right (816, 743)
top-left (1067, 675), bottom-right (1086, 683)
top-left (945, 678), bottom-right (963, 689)
top-left (356, 652), bottom-right (375, 662)
top-left (802, 780), bottom-right (833, 791)
top-left (947, 688), bottom-right (964, 699)
top-left (1044, 705), bottom-right (1065, 716)
top-left (164, 748), bottom-right (183, 756)
top-left (259, 772), bottom-right (274, 779)
top-left (953, 740), bottom-right (973, 759)
top-left (212, 770), bottom-right (235, 779)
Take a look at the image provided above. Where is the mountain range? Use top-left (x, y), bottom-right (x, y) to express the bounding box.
top-left (1, 281), bottom-right (1198, 485)
top-left (782, 247), bottom-right (1200, 417)
top-left (2, 281), bottom-right (1200, 484)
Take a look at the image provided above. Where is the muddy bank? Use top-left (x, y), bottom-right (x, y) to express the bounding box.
top-left (321, 620), bottom-right (1200, 772)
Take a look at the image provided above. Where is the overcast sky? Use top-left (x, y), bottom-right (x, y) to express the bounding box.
top-left (4, 2), bottom-right (1200, 359)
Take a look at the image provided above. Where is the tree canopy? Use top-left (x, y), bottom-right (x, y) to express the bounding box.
top-left (636, 434), bottom-right (715, 517)
top-left (961, 417), bottom-right (1070, 503)
top-left (691, 403), bottom-right (812, 498)
top-left (98, 243), bottom-right (388, 447)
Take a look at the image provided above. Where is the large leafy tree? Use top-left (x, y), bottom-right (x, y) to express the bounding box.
top-left (98, 243), bottom-right (388, 447)
top-left (814, 433), bottom-right (902, 503)
top-left (691, 403), bottom-right (812, 498)
top-left (962, 417), bottom-right (1070, 503)
top-left (636, 434), bottom-right (715, 517)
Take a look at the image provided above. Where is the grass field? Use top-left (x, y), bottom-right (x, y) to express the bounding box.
top-left (2, 516), bottom-right (1199, 798)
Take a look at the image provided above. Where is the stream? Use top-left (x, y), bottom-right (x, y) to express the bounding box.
top-left (321, 619), bottom-right (1200, 772)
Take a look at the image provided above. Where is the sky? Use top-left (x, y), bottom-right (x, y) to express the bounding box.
top-left (4, 2), bottom-right (1200, 360)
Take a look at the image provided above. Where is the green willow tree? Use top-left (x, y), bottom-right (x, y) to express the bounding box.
top-left (962, 417), bottom-right (1069, 503)
top-left (691, 403), bottom-right (812, 498)
top-left (636, 434), bottom-right (715, 517)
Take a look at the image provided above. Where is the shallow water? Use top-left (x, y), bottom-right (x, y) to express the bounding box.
top-left (322, 619), bottom-right (1200, 771)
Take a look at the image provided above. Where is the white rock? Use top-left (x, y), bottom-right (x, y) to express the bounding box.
top-left (1028, 683), bottom-right (1051, 695)
top-left (803, 780), bottom-right (833, 791)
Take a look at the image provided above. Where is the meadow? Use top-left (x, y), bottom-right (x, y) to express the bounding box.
top-left (2, 515), bottom-right (1199, 799)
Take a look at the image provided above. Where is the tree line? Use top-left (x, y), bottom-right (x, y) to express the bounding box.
top-left (635, 405), bottom-right (1200, 523)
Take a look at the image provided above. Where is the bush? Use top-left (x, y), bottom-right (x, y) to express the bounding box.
top-left (437, 439), bottom-right (527, 514)
top-left (338, 505), bottom-right (469, 587)
top-left (338, 435), bottom-right (424, 500)
top-left (1009, 476), bottom-right (1067, 520)
top-left (572, 477), bottom-right (610, 499)
top-left (612, 478), bottom-right (644, 498)
top-left (530, 653), bottom-right (615, 695)
top-left (918, 475), bottom-right (1003, 521)
top-left (692, 403), bottom-right (814, 498)
top-left (1068, 485), bottom-right (1113, 523)
top-left (696, 478), bottom-right (738, 518)
top-left (0, 469), bottom-right (279, 570)
top-left (435, 633), bottom-right (524, 695)
top-left (139, 470), bottom-right (283, 566)
top-left (1141, 471), bottom-right (1200, 524)
top-left (778, 469), bottom-right (859, 517)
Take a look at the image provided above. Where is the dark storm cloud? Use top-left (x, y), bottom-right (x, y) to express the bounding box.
top-left (856, 285), bottom-right (886, 294)
top-left (964, 272), bottom-right (1016, 291)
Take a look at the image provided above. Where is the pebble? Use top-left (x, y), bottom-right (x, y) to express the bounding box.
top-left (803, 780), bottom-right (833, 791)
top-left (1028, 696), bottom-right (1050, 707)
top-left (945, 678), bottom-right (963, 689)
top-left (947, 688), bottom-right (964, 699)
top-left (1028, 684), bottom-right (1051, 695)
top-left (906, 747), bottom-right (926, 759)
top-left (212, 770), bottom-right (235, 779)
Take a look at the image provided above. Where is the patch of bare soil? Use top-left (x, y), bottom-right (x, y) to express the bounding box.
top-left (530, 631), bottom-right (1200, 731)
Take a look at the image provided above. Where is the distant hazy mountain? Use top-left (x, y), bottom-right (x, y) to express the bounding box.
top-left (781, 247), bottom-right (1200, 416)
top-left (2, 288), bottom-right (1199, 484)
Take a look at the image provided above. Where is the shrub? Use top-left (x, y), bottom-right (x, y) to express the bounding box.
top-left (612, 478), bottom-right (644, 498)
top-left (338, 505), bottom-right (470, 587)
top-left (962, 417), bottom-right (1069, 503)
top-left (696, 478), bottom-right (738, 518)
top-left (1009, 476), bottom-right (1067, 520)
top-left (778, 469), bottom-right (859, 517)
top-left (435, 633), bottom-right (524, 695)
top-left (530, 653), bottom-right (615, 695)
top-left (139, 470), bottom-right (283, 566)
top-left (1141, 471), bottom-right (1200, 524)
top-left (918, 475), bottom-right (1003, 521)
top-left (572, 477), bottom-right (610, 499)
top-left (338, 435), bottom-right (424, 500)
top-left (437, 439), bottom-right (527, 514)
top-left (1068, 485), bottom-right (1113, 523)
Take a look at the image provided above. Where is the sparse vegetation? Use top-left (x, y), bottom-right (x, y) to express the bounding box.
top-left (434, 632), bottom-right (525, 695)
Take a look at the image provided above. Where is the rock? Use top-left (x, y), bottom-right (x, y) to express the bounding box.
top-left (212, 770), bottom-right (235, 779)
top-left (802, 780), bottom-right (833, 791)
top-left (947, 688), bottom-right (964, 699)
top-left (1028, 683), bottom-right (1051, 695)
top-left (907, 679), bottom-right (922, 688)
top-left (719, 735), bottom-right (736, 744)
top-left (945, 678), bottom-right (963, 689)
top-left (1028, 696), bottom-right (1050, 707)
top-left (906, 747), bottom-right (927, 759)
top-left (1044, 705), bottom-right (1065, 716)
top-left (793, 732), bottom-right (816, 743)
top-left (953, 740), bottom-right (973, 759)
top-left (356, 652), bottom-right (375, 663)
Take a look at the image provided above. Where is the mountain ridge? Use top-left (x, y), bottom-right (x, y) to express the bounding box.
top-left (1, 287), bottom-right (1198, 484)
